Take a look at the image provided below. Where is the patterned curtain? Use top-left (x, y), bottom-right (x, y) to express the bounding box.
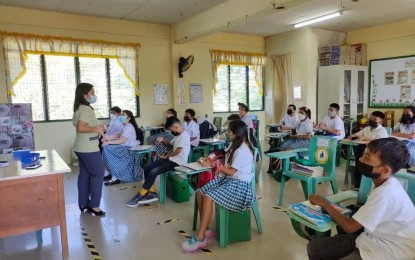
top-left (1, 32), bottom-right (141, 96)
top-left (210, 49), bottom-right (266, 96)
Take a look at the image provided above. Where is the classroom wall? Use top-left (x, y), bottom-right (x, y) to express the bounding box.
top-left (347, 18), bottom-right (415, 122)
top-left (265, 28), bottom-right (345, 124)
top-left (171, 32), bottom-right (267, 140)
top-left (0, 5), bottom-right (172, 162)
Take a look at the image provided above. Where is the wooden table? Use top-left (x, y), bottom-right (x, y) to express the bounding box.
top-left (0, 150), bottom-right (71, 259)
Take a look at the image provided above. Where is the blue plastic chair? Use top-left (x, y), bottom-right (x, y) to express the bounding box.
top-left (267, 136), bottom-right (339, 206)
top-left (192, 148), bottom-right (263, 248)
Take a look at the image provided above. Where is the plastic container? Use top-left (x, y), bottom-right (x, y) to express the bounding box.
top-left (12, 150), bottom-right (30, 159)
top-left (21, 152), bottom-right (40, 168)
top-left (215, 204), bottom-right (251, 244)
top-left (166, 174), bottom-right (189, 203)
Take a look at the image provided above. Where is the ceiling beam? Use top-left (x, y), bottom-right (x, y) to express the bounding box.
top-left (172, 0), bottom-right (313, 43)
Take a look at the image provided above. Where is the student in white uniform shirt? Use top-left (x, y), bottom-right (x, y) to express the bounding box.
top-left (308, 138), bottom-right (415, 260)
top-left (317, 103), bottom-right (345, 140)
top-left (102, 110), bottom-right (144, 185)
top-left (238, 102), bottom-right (257, 147)
top-left (183, 108), bottom-right (200, 147)
top-left (281, 107), bottom-right (313, 156)
top-left (106, 106), bottom-right (123, 136)
top-left (393, 105), bottom-right (415, 166)
top-left (349, 111), bottom-right (389, 189)
top-left (280, 104), bottom-right (300, 130)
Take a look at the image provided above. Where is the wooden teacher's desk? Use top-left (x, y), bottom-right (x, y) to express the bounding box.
top-left (0, 150), bottom-right (71, 259)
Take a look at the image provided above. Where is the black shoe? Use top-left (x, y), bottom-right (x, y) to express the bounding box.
top-left (103, 174), bottom-right (112, 181)
top-left (104, 179), bottom-right (121, 186)
top-left (88, 208), bottom-right (106, 216)
top-left (79, 206), bottom-right (88, 213)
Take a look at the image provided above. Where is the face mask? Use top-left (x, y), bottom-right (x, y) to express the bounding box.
top-left (110, 114), bottom-right (117, 120)
top-left (298, 114), bottom-right (306, 121)
top-left (183, 116), bottom-right (190, 122)
top-left (287, 109), bottom-right (293, 115)
top-left (357, 161), bottom-right (381, 179)
top-left (402, 114), bottom-right (412, 123)
top-left (368, 119), bottom-right (378, 128)
top-left (171, 131), bottom-right (180, 136)
top-left (328, 111), bottom-right (336, 117)
top-left (118, 115), bottom-right (127, 124)
top-left (88, 95), bottom-right (97, 104)
top-left (167, 113), bottom-right (173, 118)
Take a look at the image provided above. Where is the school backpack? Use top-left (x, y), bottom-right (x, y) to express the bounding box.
top-left (199, 120), bottom-right (215, 139)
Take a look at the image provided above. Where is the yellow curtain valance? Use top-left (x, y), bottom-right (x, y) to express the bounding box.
top-left (1, 31), bottom-right (141, 96)
top-left (209, 49), bottom-right (266, 96)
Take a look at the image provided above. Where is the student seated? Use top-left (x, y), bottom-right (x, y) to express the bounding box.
top-left (317, 103), bottom-right (345, 140)
top-left (100, 106), bottom-right (123, 154)
top-left (349, 111), bottom-right (388, 188)
top-left (280, 104), bottom-right (300, 130)
top-left (392, 106), bottom-right (415, 166)
top-left (280, 107), bottom-right (313, 154)
top-left (126, 116), bottom-right (190, 206)
top-left (307, 138), bottom-right (415, 260)
top-left (149, 109), bottom-right (177, 161)
top-left (183, 108), bottom-right (200, 147)
top-left (181, 120), bottom-right (255, 252)
top-left (102, 110), bottom-right (144, 185)
top-left (238, 102), bottom-right (257, 147)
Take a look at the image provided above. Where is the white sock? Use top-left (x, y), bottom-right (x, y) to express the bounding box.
top-left (104, 170), bottom-right (110, 177)
top-left (111, 175), bottom-right (118, 181)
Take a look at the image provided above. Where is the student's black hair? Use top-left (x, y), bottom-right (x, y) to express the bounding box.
top-left (288, 104), bottom-right (297, 111)
top-left (165, 116), bottom-right (181, 129)
top-left (185, 108), bottom-right (196, 118)
top-left (110, 106), bottom-right (122, 114)
top-left (329, 103), bottom-right (340, 111)
top-left (400, 106), bottom-right (415, 124)
top-left (227, 119), bottom-right (254, 165)
top-left (238, 102), bottom-right (249, 112)
top-left (227, 114), bottom-right (240, 121)
top-left (299, 107), bottom-right (311, 119)
top-left (122, 110), bottom-right (143, 142)
top-left (73, 83), bottom-right (93, 112)
top-left (167, 108), bottom-right (177, 117)
top-left (371, 111), bottom-right (385, 120)
top-left (367, 137), bottom-right (409, 174)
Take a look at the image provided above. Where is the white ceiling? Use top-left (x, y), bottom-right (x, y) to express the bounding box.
top-left (0, 0), bottom-right (229, 24)
top-left (0, 0), bottom-right (414, 36)
top-left (227, 0), bottom-right (415, 36)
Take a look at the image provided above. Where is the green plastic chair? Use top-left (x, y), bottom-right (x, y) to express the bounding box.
top-left (252, 119), bottom-right (263, 159)
top-left (385, 127), bottom-right (392, 136)
top-left (268, 136), bottom-right (339, 206)
top-left (395, 171), bottom-right (415, 204)
top-left (192, 148), bottom-right (263, 248)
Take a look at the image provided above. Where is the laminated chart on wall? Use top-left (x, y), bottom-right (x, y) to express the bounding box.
top-left (189, 83), bottom-right (203, 103)
top-left (0, 103), bottom-right (35, 154)
top-left (153, 84), bottom-right (168, 105)
top-left (370, 55), bottom-right (415, 108)
top-left (177, 79), bottom-right (185, 105)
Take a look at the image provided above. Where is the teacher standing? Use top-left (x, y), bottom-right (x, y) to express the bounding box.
top-left (73, 83), bottom-right (106, 216)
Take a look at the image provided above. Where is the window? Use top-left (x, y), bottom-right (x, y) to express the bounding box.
top-left (11, 54), bottom-right (138, 121)
top-left (213, 65), bottom-right (263, 112)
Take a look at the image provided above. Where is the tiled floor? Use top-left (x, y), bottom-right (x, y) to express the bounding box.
top-left (0, 143), bottom-right (349, 260)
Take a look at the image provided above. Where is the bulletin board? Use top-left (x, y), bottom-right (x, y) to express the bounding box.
top-left (369, 55), bottom-right (415, 108)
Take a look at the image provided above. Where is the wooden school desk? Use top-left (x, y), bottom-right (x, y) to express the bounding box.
top-left (0, 150), bottom-right (71, 259)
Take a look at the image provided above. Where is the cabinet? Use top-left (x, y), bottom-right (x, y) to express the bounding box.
top-left (317, 65), bottom-right (368, 122)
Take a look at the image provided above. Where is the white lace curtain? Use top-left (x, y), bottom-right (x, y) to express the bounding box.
top-left (1, 32), bottom-right (141, 96)
top-left (210, 49), bottom-right (266, 96)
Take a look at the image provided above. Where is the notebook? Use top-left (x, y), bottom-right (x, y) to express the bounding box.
top-left (174, 162), bottom-right (212, 173)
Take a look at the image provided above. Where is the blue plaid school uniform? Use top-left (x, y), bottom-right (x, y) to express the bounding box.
top-left (102, 145), bottom-right (143, 182)
top-left (152, 142), bottom-right (174, 161)
top-left (281, 118), bottom-right (313, 157)
top-left (199, 177), bottom-right (254, 212)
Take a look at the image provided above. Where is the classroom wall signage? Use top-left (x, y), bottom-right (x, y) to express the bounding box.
top-left (369, 55), bottom-right (415, 108)
top-left (0, 103), bottom-right (35, 154)
top-left (189, 83), bottom-right (203, 103)
top-left (153, 84), bottom-right (168, 105)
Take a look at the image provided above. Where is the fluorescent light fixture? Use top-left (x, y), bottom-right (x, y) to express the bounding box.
top-left (294, 11), bottom-right (343, 28)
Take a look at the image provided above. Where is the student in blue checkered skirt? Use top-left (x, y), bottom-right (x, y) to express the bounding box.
top-left (281, 107), bottom-right (313, 157)
top-left (102, 110), bottom-right (144, 186)
top-left (182, 119), bottom-right (255, 252)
